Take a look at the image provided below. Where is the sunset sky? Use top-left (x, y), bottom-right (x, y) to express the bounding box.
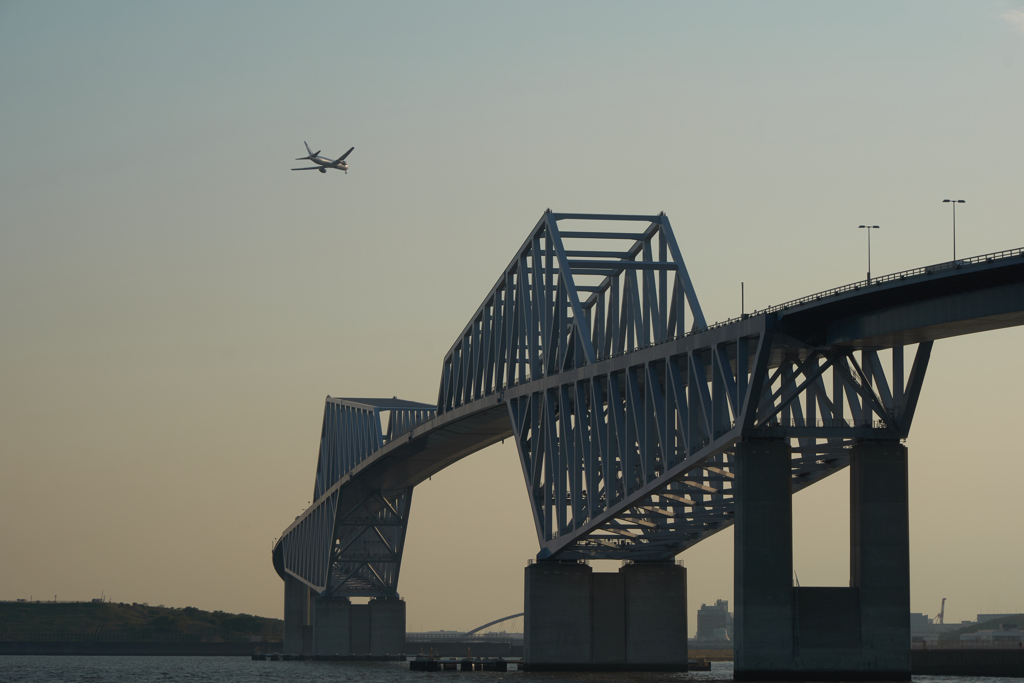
top-left (2, 1), bottom-right (1023, 632)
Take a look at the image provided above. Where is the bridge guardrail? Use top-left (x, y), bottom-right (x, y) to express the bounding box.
top-left (454, 250), bottom-right (1022, 419)
top-left (577, 247), bottom-right (1024, 370)
top-left (755, 247), bottom-right (1024, 318)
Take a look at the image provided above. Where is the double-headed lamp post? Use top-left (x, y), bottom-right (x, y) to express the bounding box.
top-left (942, 199), bottom-right (965, 261)
top-left (858, 225), bottom-right (879, 284)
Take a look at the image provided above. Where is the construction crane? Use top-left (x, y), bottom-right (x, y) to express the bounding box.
top-left (933, 598), bottom-right (946, 625)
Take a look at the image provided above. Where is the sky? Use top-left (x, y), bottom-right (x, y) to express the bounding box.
top-left (1, 1), bottom-right (1023, 634)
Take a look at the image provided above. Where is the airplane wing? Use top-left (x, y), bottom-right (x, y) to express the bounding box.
top-left (291, 166), bottom-right (325, 171)
top-left (337, 146), bottom-right (355, 162)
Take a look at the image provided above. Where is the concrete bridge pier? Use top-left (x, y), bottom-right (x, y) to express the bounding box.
top-left (733, 439), bottom-right (910, 681)
top-left (285, 589), bottom-right (406, 656)
top-left (850, 440), bottom-right (911, 677)
top-left (523, 559), bottom-right (687, 671)
top-left (366, 597), bottom-right (407, 655)
top-left (313, 597), bottom-right (350, 655)
top-left (283, 574), bottom-right (314, 654)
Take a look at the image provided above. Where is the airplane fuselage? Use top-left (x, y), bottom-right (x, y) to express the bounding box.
top-left (312, 155), bottom-right (348, 171)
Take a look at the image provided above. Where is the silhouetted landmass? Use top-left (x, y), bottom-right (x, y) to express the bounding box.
top-left (939, 615), bottom-right (1024, 641)
top-left (0, 602), bottom-right (281, 642)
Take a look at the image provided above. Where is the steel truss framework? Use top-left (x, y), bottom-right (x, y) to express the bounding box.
top-left (435, 212), bottom-right (932, 559)
top-left (277, 211), bottom-right (1023, 593)
top-left (279, 398), bottom-right (433, 596)
top-left (323, 487), bottom-right (412, 598)
top-left (506, 328), bottom-right (932, 559)
top-left (438, 212), bottom-right (707, 412)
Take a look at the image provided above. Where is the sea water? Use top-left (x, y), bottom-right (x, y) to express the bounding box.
top-left (0, 658), bottom-right (1014, 683)
top-left (3, 657), bottom-right (715, 683)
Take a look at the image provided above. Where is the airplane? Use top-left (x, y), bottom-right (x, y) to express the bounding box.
top-left (291, 142), bottom-right (354, 174)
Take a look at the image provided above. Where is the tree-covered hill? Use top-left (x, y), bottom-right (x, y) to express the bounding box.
top-left (0, 602), bottom-right (282, 641)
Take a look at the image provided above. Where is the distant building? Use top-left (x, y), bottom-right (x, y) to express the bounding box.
top-left (695, 599), bottom-right (733, 642)
top-left (910, 613), bottom-right (937, 643)
top-left (911, 612), bottom-right (975, 643)
top-left (961, 624), bottom-right (1023, 645)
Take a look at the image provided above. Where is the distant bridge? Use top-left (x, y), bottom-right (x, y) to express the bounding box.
top-left (272, 210), bottom-right (1024, 674)
top-left (406, 613), bottom-right (524, 647)
top-left (406, 613), bottom-right (524, 658)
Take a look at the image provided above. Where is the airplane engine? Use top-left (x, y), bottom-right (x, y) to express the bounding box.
top-left (319, 168), bottom-right (327, 174)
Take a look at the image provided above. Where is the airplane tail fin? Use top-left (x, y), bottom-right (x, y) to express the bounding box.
top-left (296, 141), bottom-right (322, 161)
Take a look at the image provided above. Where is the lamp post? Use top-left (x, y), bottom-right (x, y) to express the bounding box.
top-left (858, 225), bottom-right (879, 283)
top-left (942, 199), bottom-right (965, 261)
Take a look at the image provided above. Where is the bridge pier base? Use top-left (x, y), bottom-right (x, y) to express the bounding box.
top-left (523, 560), bottom-right (687, 671)
top-left (368, 597), bottom-right (407, 655)
top-left (313, 597), bottom-right (350, 656)
top-left (733, 439), bottom-right (910, 681)
top-left (283, 574), bottom-right (309, 654)
top-left (307, 596), bottom-right (405, 656)
top-left (850, 440), bottom-right (911, 678)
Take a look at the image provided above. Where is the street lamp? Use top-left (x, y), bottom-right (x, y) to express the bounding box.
top-left (942, 199), bottom-right (965, 261)
top-left (858, 225), bottom-right (879, 284)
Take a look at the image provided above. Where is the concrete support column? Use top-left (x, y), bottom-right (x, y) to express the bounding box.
top-left (621, 561), bottom-right (687, 666)
top-left (733, 438), bottom-right (911, 681)
top-left (350, 603), bottom-right (370, 654)
top-left (283, 574), bottom-right (308, 654)
top-left (313, 597), bottom-right (351, 656)
top-left (524, 560), bottom-right (688, 671)
top-left (851, 440), bottom-right (911, 678)
top-left (734, 439), bottom-right (795, 679)
top-left (303, 588), bottom-right (315, 655)
top-left (524, 561), bottom-right (593, 667)
top-left (369, 597), bottom-right (406, 655)
top-left (591, 572), bottom-right (625, 664)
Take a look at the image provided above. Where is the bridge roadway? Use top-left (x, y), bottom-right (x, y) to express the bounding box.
top-left (274, 240), bottom-right (1024, 575)
top-left (272, 211), bottom-right (1024, 675)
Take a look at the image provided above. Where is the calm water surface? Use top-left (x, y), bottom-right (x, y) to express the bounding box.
top-left (0, 658), bottom-right (1014, 683)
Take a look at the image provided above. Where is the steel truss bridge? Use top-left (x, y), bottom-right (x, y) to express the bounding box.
top-left (273, 211), bottom-right (1024, 600)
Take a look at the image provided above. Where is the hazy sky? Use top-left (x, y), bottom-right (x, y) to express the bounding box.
top-left (2, 1), bottom-right (1023, 634)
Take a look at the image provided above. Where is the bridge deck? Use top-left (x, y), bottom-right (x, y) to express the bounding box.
top-left (275, 236), bottom-right (1024, 589)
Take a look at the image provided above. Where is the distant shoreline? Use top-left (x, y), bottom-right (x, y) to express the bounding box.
top-left (0, 601), bottom-right (282, 647)
top-left (0, 641), bottom-right (278, 656)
